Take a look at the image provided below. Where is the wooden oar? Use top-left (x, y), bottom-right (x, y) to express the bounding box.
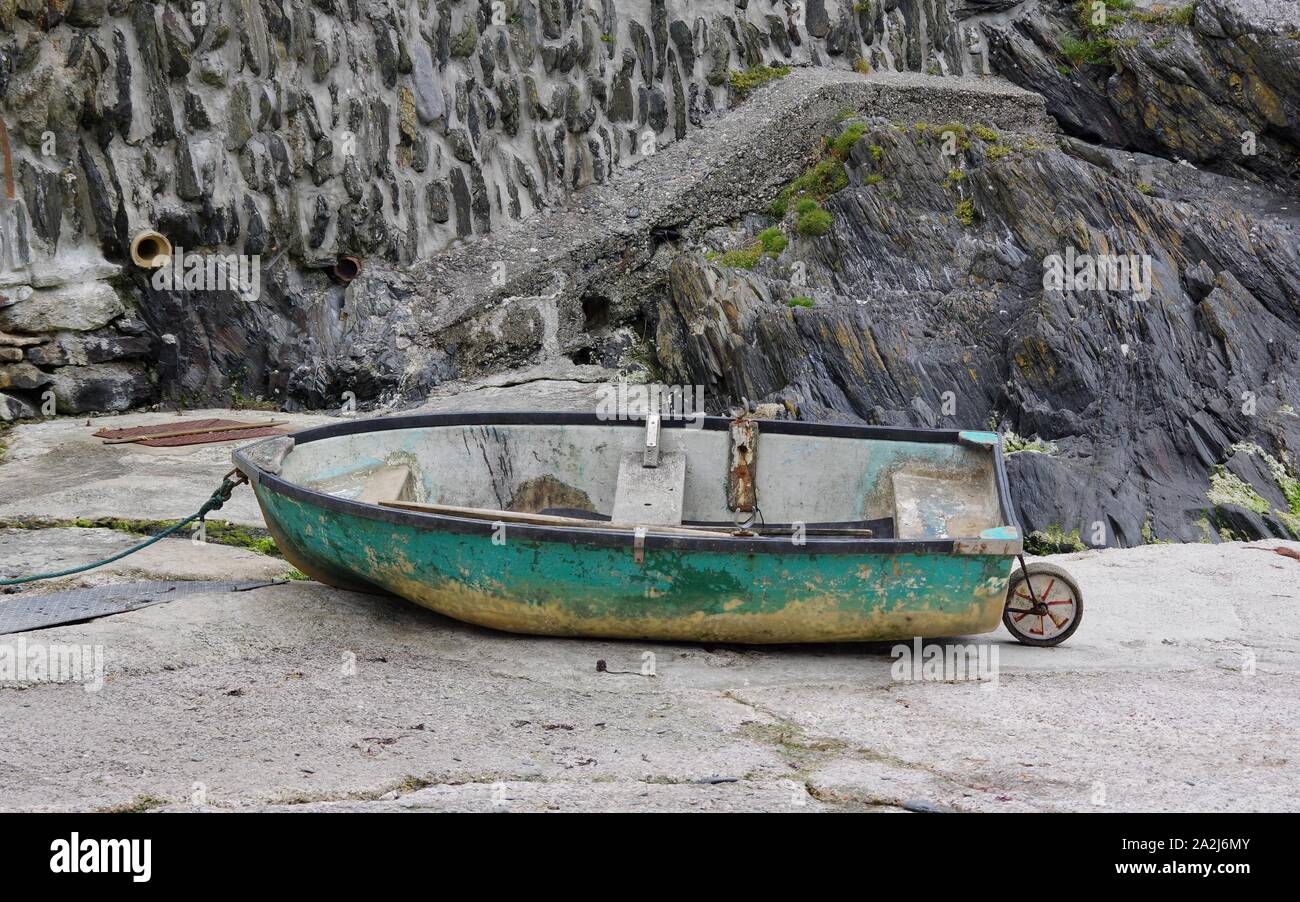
top-left (101, 420), bottom-right (289, 445)
top-left (379, 500), bottom-right (734, 537)
top-left (753, 527), bottom-right (876, 538)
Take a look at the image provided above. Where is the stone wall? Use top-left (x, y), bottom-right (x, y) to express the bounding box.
top-left (0, 0), bottom-right (987, 415)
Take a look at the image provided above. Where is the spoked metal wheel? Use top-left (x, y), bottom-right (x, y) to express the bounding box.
top-left (1003, 562), bottom-right (1083, 647)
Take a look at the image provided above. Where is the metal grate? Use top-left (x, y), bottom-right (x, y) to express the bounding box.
top-left (0, 580), bottom-right (281, 635)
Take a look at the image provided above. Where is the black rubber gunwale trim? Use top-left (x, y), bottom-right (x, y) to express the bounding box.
top-left (233, 411), bottom-right (1019, 557)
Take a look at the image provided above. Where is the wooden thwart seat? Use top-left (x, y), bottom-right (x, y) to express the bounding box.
top-left (378, 500), bottom-right (731, 537)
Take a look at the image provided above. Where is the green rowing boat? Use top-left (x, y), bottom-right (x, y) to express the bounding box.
top-left (232, 412), bottom-right (1079, 645)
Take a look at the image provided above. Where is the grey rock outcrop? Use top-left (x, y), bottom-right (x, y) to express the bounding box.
top-left (48, 362), bottom-right (154, 414)
top-left (648, 117), bottom-right (1300, 544)
top-left (981, 0), bottom-right (1300, 196)
top-left (0, 281), bottom-right (125, 333)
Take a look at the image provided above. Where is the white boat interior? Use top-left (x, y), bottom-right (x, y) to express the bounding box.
top-left (266, 418), bottom-right (1008, 541)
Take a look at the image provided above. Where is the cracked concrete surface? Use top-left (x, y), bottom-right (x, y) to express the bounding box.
top-left (3, 530), bottom-right (1297, 811)
top-left (2, 412), bottom-right (1299, 812)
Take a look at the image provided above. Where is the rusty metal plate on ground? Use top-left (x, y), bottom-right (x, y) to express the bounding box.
top-left (93, 419), bottom-right (289, 447)
top-left (0, 580), bottom-right (280, 635)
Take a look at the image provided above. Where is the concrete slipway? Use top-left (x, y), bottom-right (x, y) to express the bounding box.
top-left (0, 410), bottom-right (1297, 812)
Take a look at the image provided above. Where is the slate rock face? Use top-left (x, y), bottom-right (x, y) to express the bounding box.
top-left (983, 0), bottom-right (1300, 197)
top-left (649, 120), bottom-right (1300, 544)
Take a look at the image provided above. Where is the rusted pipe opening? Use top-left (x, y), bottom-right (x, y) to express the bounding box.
top-left (333, 255), bottom-right (361, 284)
top-left (130, 230), bottom-right (173, 269)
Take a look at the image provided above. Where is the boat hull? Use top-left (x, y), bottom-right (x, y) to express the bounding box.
top-left (253, 483), bottom-right (1012, 644)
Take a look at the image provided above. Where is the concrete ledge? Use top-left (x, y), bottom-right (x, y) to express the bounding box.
top-left (0, 409), bottom-right (336, 528)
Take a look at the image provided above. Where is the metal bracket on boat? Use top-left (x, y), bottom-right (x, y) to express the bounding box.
top-left (0, 579), bottom-right (280, 634)
top-left (633, 526), bottom-right (647, 564)
top-left (643, 412), bottom-right (661, 468)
